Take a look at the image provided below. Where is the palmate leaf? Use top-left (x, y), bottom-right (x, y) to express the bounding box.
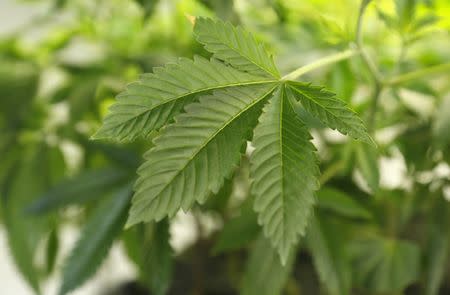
top-left (93, 56), bottom-right (274, 141)
top-left (194, 17), bottom-right (280, 78)
top-left (127, 84), bottom-right (277, 226)
top-left (59, 185), bottom-right (132, 295)
top-left (251, 85), bottom-right (320, 263)
top-left (287, 81), bottom-right (374, 145)
top-left (350, 237), bottom-right (420, 293)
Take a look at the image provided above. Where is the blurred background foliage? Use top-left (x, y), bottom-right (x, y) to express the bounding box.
top-left (0, 0), bottom-right (449, 294)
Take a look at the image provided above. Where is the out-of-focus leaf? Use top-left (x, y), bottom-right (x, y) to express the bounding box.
top-left (350, 237), bottom-right (420, 293)
top-left (355, 142), bottom-right (379, 193)
top-left (45, 228), bottom-right (59, 275)
top-left (306, 215), bottom-right (351, 295)
top-left (317, 187), bottom-right (371, 219)
top-left (202, 176), bottom-right (233, 212)
top-left (424, 197), bottom-right (450, 295)
top-left (433, 94), bottom-right (450, 148)
top-left (0, 59), bottom-right (39, 121)
top-left (241, 234), bottom-right (295, 295)
top-left (1, 145), bottom-right (58, 294)
top-left (141, 220), bottom-right (173, 295)
top-left (395, 0), bottom-right (417, 30)
top-left (213, 198), bottom-right (260, 254)
top-left (59, 185), bottom-right (132, 295)
top-left (26, 167), bottom-right (129, 214)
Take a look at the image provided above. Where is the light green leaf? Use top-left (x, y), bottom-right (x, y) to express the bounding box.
top-left (251, 85), bottom-right (319, 264)
top-left (59, 185), bottom-right (132, 295)
top-left (286, 81), bottom-right (374, 145)
top-left (194, 17), bottom-right (280, 78)
top-left (127, 84), bottom-right (277, 226)
top-left (350, 237), bottom-right (420, 293)
top-left (241, 234), bottom-right (295, 295)
top-left (93, 56), bottom-right (274, 141)
top-left (306, 215), bottom-right (351, 295)
top-left (317, 187), bottom-right (371, 219)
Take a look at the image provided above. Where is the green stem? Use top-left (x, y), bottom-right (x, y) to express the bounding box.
top-left (281, 48), bottom-right (359, 80)
top-left (356, 0), bottom-right (383, 84)
top-left (386, 62), bottom-right (450, 86)
top-left (356, 0), bottom-right (383, 133)
top-left (367, 83), bottom-right (381, 133)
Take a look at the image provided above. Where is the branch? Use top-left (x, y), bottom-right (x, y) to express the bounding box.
top-left (386, 62), bottom-right (450, 86)
top-left (355, 0), bottom-right (383, 84)
top-left (281, 49), bottom-right (359, 80)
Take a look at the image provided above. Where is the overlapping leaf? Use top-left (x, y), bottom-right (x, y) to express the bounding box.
top-left (251, 86), bottom-right (320, 263)
top-left (93, 56), bottom-right (273, 141)
top-left (194, 17), bottom-right (280, 78)
top-left (127, 84), bottom-right (277, 226)
top-left (287, 81), bottom-right (374, 145)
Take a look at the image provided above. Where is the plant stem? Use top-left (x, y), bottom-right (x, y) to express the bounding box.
top-left (356, 0), bottom-right (383, 133)
top-left (281, 48), bottom-right (359, 80)
top-left (367, 83), bottom-right (381, 133)
top-left (356, 0), bottom-right (383, 84)
top-left (386, 62), bottom-right (450, 86)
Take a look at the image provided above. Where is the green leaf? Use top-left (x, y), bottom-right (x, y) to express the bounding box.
top-left (306, 215), bottom-right (351, 295)
top-left (93, 56), bottom-right (273, 141)
top-left (317, 187), bottom-right (371, 219)
top-left (59, 185), bottom-right (132, 295)
top-left (251, 85), bottom-right (319, 264)
top-left (127, 83), bottom-right (277, 226)
top-left (45, 228), bottom-right (59, 275)
top-left (26, 167), bottom-right (129, 215)
top-left (433, 95), bottom-right (450, 147)
top-left (241, 234), bottom-right (295, 295)
top-left (141, 220), bottom-right (173, 295)
top-left (355, 142), bottom-right (379, 193)
top-left (424, 198), bottom-right (450, 295)
top-left (1, 145), bottom-right (61, 294)
top-left (194, 17), bottom-right (280, 78)
top-left (286, 81), bottom-right (374, 146)
top-left (213, 198), bottom-right (260, 254)
top-left (350, 237), bottom-right (420, 293)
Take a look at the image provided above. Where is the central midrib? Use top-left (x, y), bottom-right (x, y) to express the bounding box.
top-left (110, 79), bottom-right (277, 130)
top-left (147, 83), bottom-right (279, 202)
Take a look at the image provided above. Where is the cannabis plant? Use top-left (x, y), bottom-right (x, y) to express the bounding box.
top-left (1, 0), bottom-right (450, 295)
top-left (93, 17), bottom-right (373, 264)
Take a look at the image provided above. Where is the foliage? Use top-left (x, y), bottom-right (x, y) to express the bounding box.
top-left (0, 0), bottom-right (450, 294)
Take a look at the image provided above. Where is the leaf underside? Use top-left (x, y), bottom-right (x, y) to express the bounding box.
top-left (251, 85), bottom-right (320, 264)
top-left (127, 84), bottom-right (277, 226)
